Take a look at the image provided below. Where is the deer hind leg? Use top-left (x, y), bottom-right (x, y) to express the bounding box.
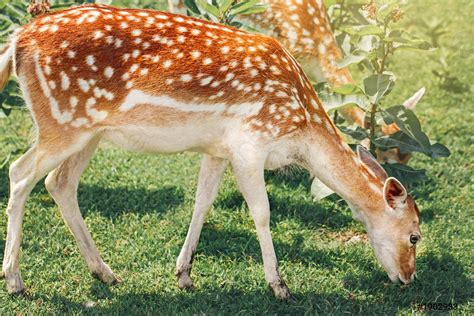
top-left (44, 137), bottom-right (119, 286)
top-left (2, 138), bottom-right (91, 294)
top-left (231, 151), bottom-right (291, 300)
top-left (176, 155), bottom-right (228, 289)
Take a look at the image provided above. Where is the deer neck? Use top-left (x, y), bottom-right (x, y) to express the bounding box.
top-left (301, 128), bottom-right (385, 218)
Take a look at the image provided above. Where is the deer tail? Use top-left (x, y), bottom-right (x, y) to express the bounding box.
top-left (0, 41), bottom-right (13, 91)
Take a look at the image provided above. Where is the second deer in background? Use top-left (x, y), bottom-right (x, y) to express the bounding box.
top-left (168, 0), bottom-right (425, 164)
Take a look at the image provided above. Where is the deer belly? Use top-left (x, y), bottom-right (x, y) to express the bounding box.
top-left (102, 122), bottom-right (229, 155)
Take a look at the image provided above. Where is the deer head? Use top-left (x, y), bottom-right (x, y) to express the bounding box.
top-left (355, 145), bottom-right (421, 283)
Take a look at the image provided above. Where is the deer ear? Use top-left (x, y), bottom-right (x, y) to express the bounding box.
top-left (383, 177), bottom-right (407, 209)
top-left (357, 145), bottom-right (388, 181)
top-left (403, 87), bottom-right (425, 110)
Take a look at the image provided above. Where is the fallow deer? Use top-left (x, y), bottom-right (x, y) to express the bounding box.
top-left (0, 4), bottom-right (421, 298)
top-left (169, 0), bottom-right (426, 164)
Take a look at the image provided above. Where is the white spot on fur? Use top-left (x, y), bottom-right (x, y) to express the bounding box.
top-left (221, 46), bottom-right (230, 54)
top-left (225, 73), bottom-right (235, 82)
top-left (104, 67), bottom-right (114, 79)
top-left (67, 50), bottom-right (76, 59)
top-left (70, 96), bottom-right (78, 108)
top-left (86, 97), bottom-right (108, 122)
top-left (180, 74), bottom-right (192, 82)
top-left (190, 51), bottom-right (201, 59)
top-left (115, 38), bottom-right (123, 48)
top-left (200, 76), bottom-right (213, 86)
top-left (78, 78), bottom-right (90, 92)
top-left (130, 64), bottom-right (139, 73)
top-left (93, 30), bottom-right (104, 40)
top-left (86, 55), bottom-right (95, 66)
top-left (60, 71), bottom-right (70, 90)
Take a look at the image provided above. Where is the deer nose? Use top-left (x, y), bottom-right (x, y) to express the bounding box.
top-left (398, 272), bottom-right (417, 285)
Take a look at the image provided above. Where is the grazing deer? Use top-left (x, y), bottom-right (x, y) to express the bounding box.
top-left (0, 4), bottom-right (421, 298)
top-left (169, 0), bottom-right (425, 164)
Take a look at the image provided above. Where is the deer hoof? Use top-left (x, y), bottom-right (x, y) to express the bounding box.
top-left (269, 279), bottom-right (291, 300)
top-left (5, 272), bottom-right (25, 295)
top-left (176, 270), bottom-right (194, 289)
top-left (91, 264), bottom-right (120, 285)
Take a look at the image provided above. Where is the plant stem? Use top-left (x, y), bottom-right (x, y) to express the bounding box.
top-left (337, 0), bottom-right (346, 29)
top-left (369, 103), bottom-right (378, 151)
top-left (378, 22), bottom-right (391, 74)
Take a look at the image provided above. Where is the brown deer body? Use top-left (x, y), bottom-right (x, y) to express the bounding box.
top-left (0, 4), bottom-right (421, 297)
top-left (170, 0), bottom-right (425, 164)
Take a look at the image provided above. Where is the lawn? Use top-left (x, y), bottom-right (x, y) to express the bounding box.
top-left (0, 0), bottom-right (473, 314)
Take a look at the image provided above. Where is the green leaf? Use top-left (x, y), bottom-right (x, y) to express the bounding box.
top-left (6, 3), bottom-right (26, 20)
top-left (347, 5), bottom-right (371, 25)
top-left (196, 0), bottom-right (220, 17)
top-left (184, 0), bottom-right (201, 14)
top-left (395, 42), bottom-right (433, 51)
top-left (336, 50), bottom-right (368, 68)
top-left (384, 30), bottom-right (433, 51)
top-left (363, 74), bottom-right (394, 104)
top-left (229, 20), bottom-right (243, 28)
top-left (383, 105), bottom-right (432, 152)
top-left (331, 83), bottom-right (364, 95)
top-left (318, 90), bottom-right (370, 111)
top-left (238, 21), bottom-right (262, 33)
top-left (338, 125), bottom-right (369, 141)
top-left (430, 142), bottom-right (451, 158)
top-left (373, 131), bottom-right (429, 155)
top-left (343, 25), bottom-right (385, 36)
top-left (229, 0), bottom-right (258, 15)
top-left (235, 4), bottom-right (268, 15)
top-left (382, 163), bottom-right (428, 185)
top-left (217, 0), bottom-right (234, 11)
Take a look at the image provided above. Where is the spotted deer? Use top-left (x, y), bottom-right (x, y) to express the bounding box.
top-left (169, 0), bottom-right (425, 164)
top-left (0, 4), bottom-right (421, 297)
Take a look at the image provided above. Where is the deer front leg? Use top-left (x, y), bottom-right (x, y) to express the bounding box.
top-left (176, 155), bottom-right (228, 289)
top-left (45, 138), bottom-right (119, 285)
top-left (231, 155), bottom-right (290, 300)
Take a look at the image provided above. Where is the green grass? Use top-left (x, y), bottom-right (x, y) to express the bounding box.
top-left (0, 0), bottom-right (473, 314)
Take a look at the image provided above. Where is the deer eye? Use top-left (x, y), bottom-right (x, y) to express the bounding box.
top-left (410, 234), bottom-right (420, 245)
